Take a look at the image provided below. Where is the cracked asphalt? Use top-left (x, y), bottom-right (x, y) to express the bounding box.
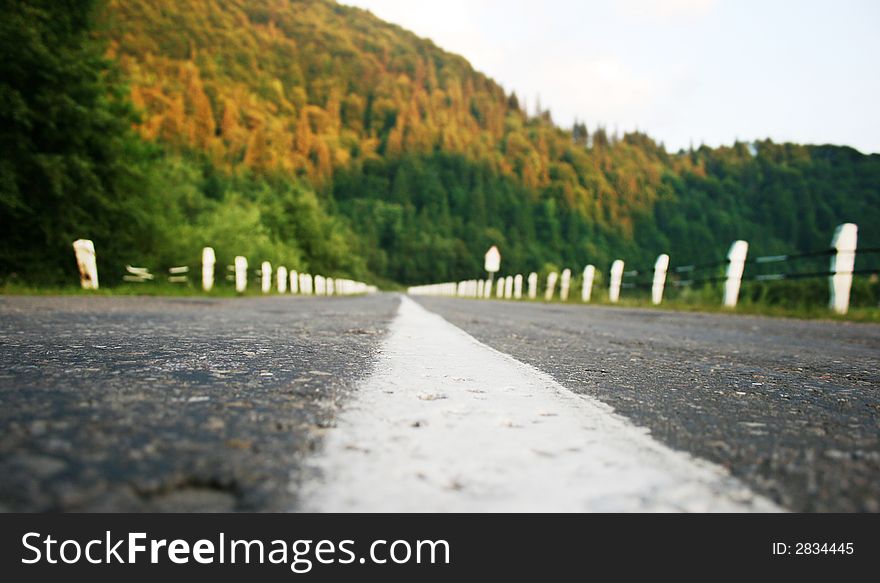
top-left (0, 294), bottom-right (398, 511)
top-left (1, 293), bottom-right (878, 512)
top-left (414, 297), bottom-right (880, 512)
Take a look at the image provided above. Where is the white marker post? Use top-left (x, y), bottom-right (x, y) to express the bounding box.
top-left (72, 239), bottom-right (99, 290)
top-left (277, 266), bottom-right (288, 294)
top-left (652, 254), bottom-right (670, 305)
top-left (201, 247), bottom-right (215, 292)
top-left (477, 279), bottom-right (484, 299)
top-left (261, 262), bottom-right (272, 294)
top-left (504, 275), bottom-right (513, 299)
top-left (829, 223), bottom-right (858, 315)
top-left (301, 273), bottom-right (313, 295)
top-left (609, 260), bottom-right (624, 303)
top-left (484, 279), bottom-right (493, 299)
top-left (327, 277), bottom-right (335, 296)
top-left (560, 269), bottom-right (571, 301)
top-left (723, 241), bottom-right (749, 308)
top-left (528, 272), bottom-right (538, 299)
top-left (496, 278), bottom-right (504, 298)
top-left (289, 270), bottom-right (299, 294)
top-left (513, 274), bottom-right (523, 299)
top-left (581, 265), bottom-right (595, 302)
top-left (315, 275), bottom-right (326, 295)
top-left (485, 245), bottom-right (501, 289)
top-left (234, 256), bottom-right (248, 294)
top-left (544, 272), bottom-right (558, 301)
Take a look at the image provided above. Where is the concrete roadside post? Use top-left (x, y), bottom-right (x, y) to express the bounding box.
top-left (234, 256), bottom-right (248, 294)
top-left (513, 274), bottom-right (523, 299)
top-left (201, 247), bottom-right (215, 292)
top-left (496, 278), bottom-right (504, 298)
top-left (289, 270), bottom-right (299, 294)
top-left (652, 254), bottom-right (670, 305)
top-left (261, 262), bottom-right (272, 294)
top-left (528, 272), bottom-right (538, 299)
top-left (301, 273), bottom-right (313, 295)
top-left (477, 279), bottom-right (484, 299)
top-left (581, 265), bottom-right (595, 302)
top-left (277, 266), bottom-right (288, 294)
top-left (829, 223), bottom-right (858, 315)
top-left (609, 260), bottom-right (624, 303)
top-left (723, 241), bottom-right (749, 308)
top-left (504, 275), bottom-right (513, 299)
top-left (72, 239), bottom-right (99, 290)
top-left (485, 245), bottom-right (501, 289)
top-left (560, 268), bottom-right (572, 301)
top-left (544, 272), bottom-right (558, 301)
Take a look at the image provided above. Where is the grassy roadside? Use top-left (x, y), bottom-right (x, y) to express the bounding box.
top-left (0, 282), bottom-right (279, 298)
top-left (585, 296), bottom-right (880, 324)
top-left (3, 282), bottom-right (878, 323)
top-left (433, 291), bottom-right (880, 323)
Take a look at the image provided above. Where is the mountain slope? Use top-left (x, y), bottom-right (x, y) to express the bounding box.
top-left (102, 0), bottom-right (879, 278)
top-left (2, 0), bottom-right (877, 291)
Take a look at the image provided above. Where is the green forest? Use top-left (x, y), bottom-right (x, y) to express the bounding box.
top-left (2, 0), bottom-right (878, 296)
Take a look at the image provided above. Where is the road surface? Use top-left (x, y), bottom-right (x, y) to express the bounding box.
top-left (0, 293), bottom-right (877, 511)
top-left (0, 294), bottom-right (396, 511)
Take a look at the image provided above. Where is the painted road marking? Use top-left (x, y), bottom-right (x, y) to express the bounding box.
top-left (302, 296), bottom-right (782, 512)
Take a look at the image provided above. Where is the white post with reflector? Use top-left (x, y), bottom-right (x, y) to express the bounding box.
top-left (581, 265), bottom-right (595, 302)
top-left (72, 239), bottom-right (99, 290)
top-left (829, 223), bottom-right (858, 315)
top-left (513, 274), bottom-right (523, 299)
top-left (723, 241), bottom-right (749, 308)
top-left (234, 256), bottom-right (248, 294)
top-left (609, 260), bottom-right (624, 303)
top-left (652, 254), bottom-right (670, 305)
top-left (545, 272), bottom-right (558, 301)
top-left (528, 272), bottom-right (538, 299)
top-left (559, 269), bottom-right (571, 301)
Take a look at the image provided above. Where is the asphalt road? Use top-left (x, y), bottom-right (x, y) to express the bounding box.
top-left (415, 297), bottom-right (880, 512)
top-left (1, 293), bottom-right (878, 512)
top-left (0, 294), bottom-right (397, 511)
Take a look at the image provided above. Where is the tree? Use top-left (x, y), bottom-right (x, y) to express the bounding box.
top-left (0, 0), bottom-right (161, 283)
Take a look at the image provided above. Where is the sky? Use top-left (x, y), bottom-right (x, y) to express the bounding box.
top-left (341, 0), bottom-right (880, 154)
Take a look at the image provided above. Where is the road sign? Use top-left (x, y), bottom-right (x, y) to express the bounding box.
top-left (484, 246), bottom-right (501, 273)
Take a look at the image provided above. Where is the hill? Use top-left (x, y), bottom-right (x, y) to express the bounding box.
top-left (2, 0), bottom-right (878, 287)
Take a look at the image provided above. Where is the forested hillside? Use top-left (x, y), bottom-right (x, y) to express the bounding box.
top-left (2, 0), bottom-right (878, 286)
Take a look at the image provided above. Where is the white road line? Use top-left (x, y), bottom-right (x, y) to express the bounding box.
top-left (302, 296), bottom-right (782, 512)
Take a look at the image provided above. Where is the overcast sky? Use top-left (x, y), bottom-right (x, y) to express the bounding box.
top-left (342, 0), bottom-right (880, 154)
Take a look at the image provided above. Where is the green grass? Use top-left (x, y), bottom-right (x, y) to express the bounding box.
top-left (1, 281), bottom-right (279, 298)
top-left (3, 281), bottom-right (878, 323)
top-left (454, 285), bottom-right (880, 323)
